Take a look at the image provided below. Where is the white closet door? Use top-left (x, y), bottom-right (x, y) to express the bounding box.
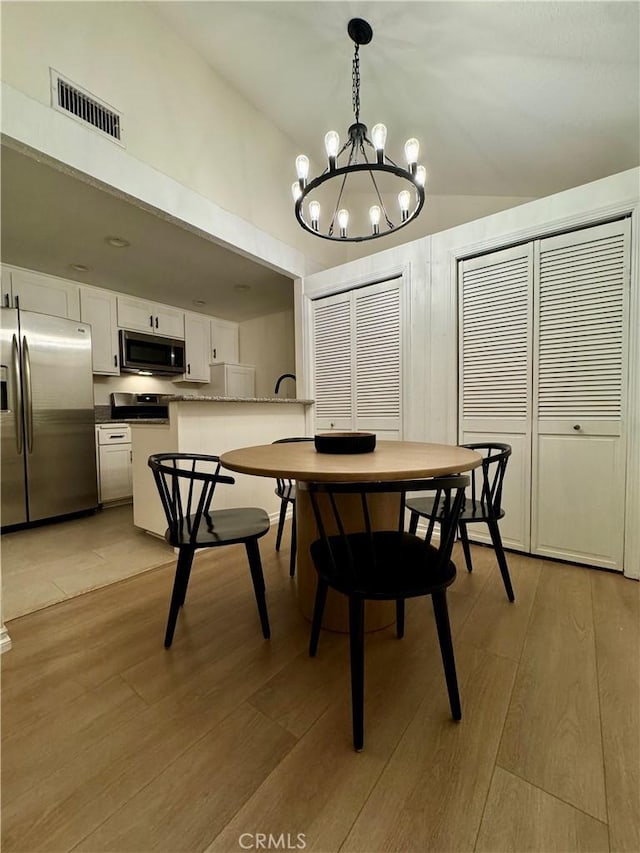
top-left (312, 292), bottom-right (353, 430)
top-left (532, 218), bottom-right (630, 570)
top-left (459, 244), bottom-right (534, 551)
top-left (354, 280), bottom-right (402, 437)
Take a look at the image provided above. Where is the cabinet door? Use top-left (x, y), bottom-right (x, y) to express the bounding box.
top-left (99, 444), bottom-right (133, 502)
top-left (312, 291), bottom-right (353, 431)
top-left (8, 269), bottom-right (80, 319)
top-left (211, 319), bottom-right (239, 363)
top-left (226, 364), bottom-right (255, 397)
top-left (155, 306), bottom-right (184, 339)
top-left (183, 313), bottom-right (211, 381)
top-left (80, 287), bottom-right (119, 375)
top-left (459, 244), bottom-right (534, 551)
top-left (532, 219), bottom-right (630, 571)
top-left (117, 296), bottom-right (155, 333)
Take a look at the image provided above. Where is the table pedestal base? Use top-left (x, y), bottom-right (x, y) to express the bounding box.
top-left (295, 487), bottom-right (397, 633)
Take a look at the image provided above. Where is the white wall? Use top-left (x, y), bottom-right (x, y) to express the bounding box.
top-left (238, 310), bottom-right (296, 398)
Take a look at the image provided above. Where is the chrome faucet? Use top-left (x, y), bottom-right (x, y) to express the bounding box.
top-left (274, 373), bottom-right (296, 395)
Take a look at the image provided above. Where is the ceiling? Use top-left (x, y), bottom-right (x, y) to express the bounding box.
top-left (1, 2), bottom-right (637, 321)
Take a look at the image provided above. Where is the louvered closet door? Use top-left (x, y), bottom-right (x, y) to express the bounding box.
top-left (312, 292), bottom-right (353, 431)
top-left (532, 219), bottom-right (630, 570)
top-left (354, 280), bottom-right (402, 437)
top-left (459, 244), bottom-right (534, 551)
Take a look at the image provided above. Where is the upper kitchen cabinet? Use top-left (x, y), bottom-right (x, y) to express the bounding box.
top-left (210, 318), bottom-right (239, 364)
top-left (2, 267), bottom-right (80, 320)
top-left (181, 312), bottom-right (211, 382)
top-left (117, 296), bottom-right (184, 339)
top-left (79, 286), bottom-right (119, 375)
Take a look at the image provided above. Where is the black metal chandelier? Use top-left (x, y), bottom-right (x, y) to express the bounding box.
top-left (292, 18), bottom-right (426, 243)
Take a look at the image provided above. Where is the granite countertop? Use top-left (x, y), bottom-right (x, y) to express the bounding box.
top-left (161, 395), bottom-right (314, 404)
top-left (95, 417), bottom-right (169, 425)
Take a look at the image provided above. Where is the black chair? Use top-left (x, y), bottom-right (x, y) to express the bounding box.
top-left (148, 453), bottom-right (271, 648)
top-left (307, 475), bottom-right (469, 751)
top-left (272, 437), bottom-right (314, 577)
top-left (407, 443), bottom-right (515, 602)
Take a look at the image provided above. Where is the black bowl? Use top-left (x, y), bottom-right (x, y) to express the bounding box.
top-left (314, 432), bottom-right (376, 454)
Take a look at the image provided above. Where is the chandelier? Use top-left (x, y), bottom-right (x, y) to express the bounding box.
top-left (292, 18), bottom-right (426, 243)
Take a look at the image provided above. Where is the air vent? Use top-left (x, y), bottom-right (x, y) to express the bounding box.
top-left (50, 70), bottom-right (124, 145)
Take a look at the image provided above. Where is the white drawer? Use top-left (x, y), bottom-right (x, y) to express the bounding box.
top-left (96, 424), bottom-right (131, 445)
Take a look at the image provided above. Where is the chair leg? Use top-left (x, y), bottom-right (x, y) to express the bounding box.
top-left (408, 510), bottom-right (419, 535)
top-left (309, 577), bottom-right (328, 657)
top-left (431, 589), bottom-right (461, 721)
top-left (396, 599), bottom-right (405, 639)
top-left (487, 519), bottom-right (515, 603)
top-left (275, 498), bottom-right (287, 552)
top-left (289, 502), bottom-right (297, 578)
top-left (244, 539), bottom-right (271, 639)
top-left (459, 523), bottom-right (473, 573)
top-left (164, 546), bottom-right (195, 649)
top-left (349, 596), bottom-right (365, 752)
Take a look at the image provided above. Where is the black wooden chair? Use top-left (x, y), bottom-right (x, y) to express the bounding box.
top-left (307, 475), bottom-right (469, 751)
top-left (272, 437), bottom-right (313, 577)
top-left (407, 443), bottom-right (515, 602)
top-left (148, 453), bottom-right (271, 648)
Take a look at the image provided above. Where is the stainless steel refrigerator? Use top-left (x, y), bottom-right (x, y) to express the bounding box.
top-left (1, 309), bottom-right (98, 528)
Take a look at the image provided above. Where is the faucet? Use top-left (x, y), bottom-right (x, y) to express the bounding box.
top-left (274, 373), bottom-right (296, 395)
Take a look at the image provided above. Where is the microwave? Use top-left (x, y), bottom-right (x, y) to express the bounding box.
top-left (118, 329), bottom-right (185, 375)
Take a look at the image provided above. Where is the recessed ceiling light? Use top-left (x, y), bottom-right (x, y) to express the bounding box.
top-left (70, 263), bottom-right (90, 272)
top-left (105, 236), bottom-right (130, 248)
top-left (234, 284), bottom-right (251, 292)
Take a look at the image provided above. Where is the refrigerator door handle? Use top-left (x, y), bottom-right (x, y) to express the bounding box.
top-left (22, 336), bottom-right (34, 454)
top-left (12, 334), bottom-right (24, 454)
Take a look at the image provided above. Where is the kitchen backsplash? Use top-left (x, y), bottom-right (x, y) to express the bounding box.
top-left (92, 372), bottom-right (212, 406)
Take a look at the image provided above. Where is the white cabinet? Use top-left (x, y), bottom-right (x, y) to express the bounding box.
top-left (96, 424), bottom-right (132, 503)
top-left (182, 312), bottom-right (211, 382)
top-left (210, 318), bottom-right (239, 363)
top-left (2, 267), bottom-right (80, 319)
top-left (80, 287), bottom-right (119, 375)
top-left (117, 296), bottom-right (184, 339)
top-left (312, 278), bottom-right (403, 438)
top-left (210, 363), bottom-right (255, 398)
top-left (459, 218), bottom-right (631, 571)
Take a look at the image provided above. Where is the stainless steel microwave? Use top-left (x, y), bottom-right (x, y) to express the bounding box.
top-left (118, 329), bottom-right (185, 375)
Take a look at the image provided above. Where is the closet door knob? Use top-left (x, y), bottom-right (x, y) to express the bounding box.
top-left (573, 424), bottom-right (581, 431)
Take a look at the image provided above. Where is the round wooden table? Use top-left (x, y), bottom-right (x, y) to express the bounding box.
top-left (220, 440), bottom-right (482, 632)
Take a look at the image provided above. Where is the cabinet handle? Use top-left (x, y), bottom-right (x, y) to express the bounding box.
top-left (15, 294), bottom-right (20, 309)
top-left (149, 314), bottom-right (154, 328)
top-left (155, 316), bottom-right (159, 329)
top-left (573, 424), bottom-right (581, 431)
top-left (213, 348), bottom-right (217, 360)
top-left (130, 450), bottom-right (133, 463)
top-left (114, 355), bottom-right (118, 367)
top-left (187, 363), bottom-right (191, 374)
top-left (4, 293), bottom-right (8, 308)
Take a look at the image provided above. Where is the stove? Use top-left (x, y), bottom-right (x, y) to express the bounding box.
top-left (110, 392), bottom-right (169, 420)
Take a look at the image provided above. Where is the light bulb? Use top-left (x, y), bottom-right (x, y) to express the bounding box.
top-left (324, 131), bottom-right (340, 158)
top-left (415, 165), bottom-right (427, 187)
top-left (404, 138), bottom-right (420, 167)
top-left (371, 123), bottom-right (387, 151)
top-left (309, 200), bottom-right (321, 231)
top-left (291, 181), bottom-right (302, 202)
top-left (295, 154), bottom-right (309, 181)
top-left (337, 208), bottom-right (349, 238)
top-left (398, 190), bottom-right (411, 222)
top-left (369, 205), bottom-right (381, 235)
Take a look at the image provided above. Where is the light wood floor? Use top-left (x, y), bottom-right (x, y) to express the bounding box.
top-left (2, 525), bottom-right (638, 853)
top-left (1, 505), bottom-right (174, 620)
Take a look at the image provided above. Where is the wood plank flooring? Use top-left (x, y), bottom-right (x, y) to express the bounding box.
top-left (1, 517), bottom-right (638, 852)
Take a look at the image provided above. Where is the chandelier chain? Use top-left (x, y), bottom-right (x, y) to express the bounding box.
top-left (352, 44), bottom-right (361, 123)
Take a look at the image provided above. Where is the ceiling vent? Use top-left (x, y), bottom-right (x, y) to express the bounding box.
top-left (50, 70), bottom-right (124, 145)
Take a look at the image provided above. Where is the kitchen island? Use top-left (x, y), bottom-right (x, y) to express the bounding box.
top-left (131, 395), bottom-right (314, 537)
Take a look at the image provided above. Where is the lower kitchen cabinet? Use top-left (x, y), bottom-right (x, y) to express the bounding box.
top-left (95, 425), bottom-right (132, 503)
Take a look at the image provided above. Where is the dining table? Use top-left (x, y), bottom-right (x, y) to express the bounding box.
top-left (220, 439), bottom-right (482, 632)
